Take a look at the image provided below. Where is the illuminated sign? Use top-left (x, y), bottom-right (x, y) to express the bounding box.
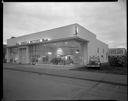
top-left (16, 38), bottom-right (50, 45)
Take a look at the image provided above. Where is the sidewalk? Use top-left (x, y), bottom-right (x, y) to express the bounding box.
top-left (3, 63), bottom-right (127, 86)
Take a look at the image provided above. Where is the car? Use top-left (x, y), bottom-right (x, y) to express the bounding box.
top-left (86, 56), bottom-right (101, 68)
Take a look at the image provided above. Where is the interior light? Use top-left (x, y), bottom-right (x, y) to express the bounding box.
top-left (48, 52), bottom-right (52, 55)
top-left (75, 49), bottom-right (80, 54)
top-left (65, 56), bottom-right (68, 60)
top-left (18, 42), bottom-right (21, 45)
top-left (57, 48), bottom-right (63, 55)
top-left (47, 38), bottom-right (51, 41)
top-left (40, 39), bottom-right (42, 42)
top-left (75, 51), bottom-right (79, 54)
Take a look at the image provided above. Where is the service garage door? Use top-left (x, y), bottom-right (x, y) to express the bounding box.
top-left (19, 47), bottom-right (27, 64)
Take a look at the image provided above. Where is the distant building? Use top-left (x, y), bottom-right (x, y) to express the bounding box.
top-left (6, 23), bottom-right (108, 67)
top-left (108, 48), bottom-right (127, 66)
top-left (108, 48), bottom-right (127, 56)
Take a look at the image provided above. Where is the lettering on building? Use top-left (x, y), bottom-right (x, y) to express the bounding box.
top-left (16, 38), bottom-right (49, 45)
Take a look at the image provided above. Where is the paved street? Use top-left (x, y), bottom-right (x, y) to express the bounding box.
top-left (3, 63), bottom-right (127, 100)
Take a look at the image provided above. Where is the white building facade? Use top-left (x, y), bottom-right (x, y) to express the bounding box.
top-left (6, 23), bottom-right (108, 66)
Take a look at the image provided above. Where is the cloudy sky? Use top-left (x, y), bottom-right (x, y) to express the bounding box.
top-left (3, 1), bottom-right (126, 48)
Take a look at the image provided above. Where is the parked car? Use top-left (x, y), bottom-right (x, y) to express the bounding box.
top-left (86, 56), bottom-right (101, 68)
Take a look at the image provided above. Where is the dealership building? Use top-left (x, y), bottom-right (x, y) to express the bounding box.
top-left (6, 23), bottom-right (108, 66)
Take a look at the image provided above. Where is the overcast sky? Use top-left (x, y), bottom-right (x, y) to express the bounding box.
top-left (3, 1), bottom-right (126, 48)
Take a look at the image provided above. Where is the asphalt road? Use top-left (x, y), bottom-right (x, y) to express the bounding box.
top-left (3, 64), bottom-right (127, 100)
